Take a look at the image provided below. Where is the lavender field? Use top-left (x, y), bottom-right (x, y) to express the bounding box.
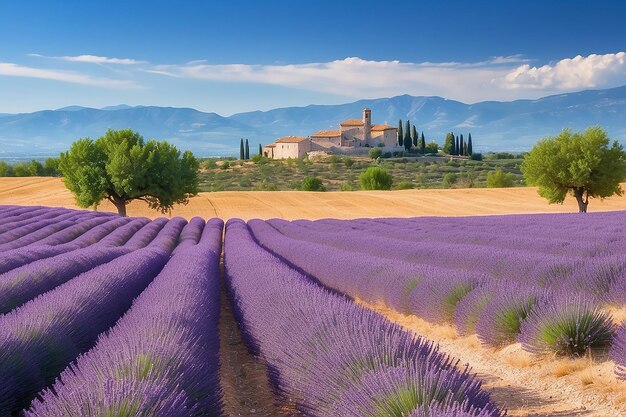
top-left (0, 205), bottom-right (625, 416)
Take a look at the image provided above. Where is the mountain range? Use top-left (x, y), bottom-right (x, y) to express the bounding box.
top-left (1, 86), bottom-right (626, 158)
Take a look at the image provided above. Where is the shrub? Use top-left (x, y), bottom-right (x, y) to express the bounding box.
top-left (369, 147), bottom-right (383, 159)
top-left (301, 177), bottom-right (326, 191)
top-left (381, 152), bottom-right (392, 159)
top-left (340, 182), bottom-right (356, 191)
top-left (252, 154), bottom-right (270, 164)
top-left (377, 142), bottom-right (385, 147)
top-left (425, 141), bottom-right (439, 154)
top-left (518, 295), bottom-right (615, 356)
top-left (359, 167), bottom-right (393, 190)
top-left (395, 181), bottom-right (414, 190)
top-left (0, 161), bottom-right (12, 177)
top-left (442, 173), bottom-right (458, 188)
top-left (343, 157), bottom-right (354, 167)
top-left (471, 152), bottom-right (483, 161)
top-left (220, 160), bottom-right (230, 170)
top-left (486, 168), bottom-right (515, 188)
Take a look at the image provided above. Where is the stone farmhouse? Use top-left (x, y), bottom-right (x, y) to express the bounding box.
top-left (263, 108), bottom-right (398, 159)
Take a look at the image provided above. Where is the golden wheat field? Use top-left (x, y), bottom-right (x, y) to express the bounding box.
top-left (1, 177), bottom-right (625, 219)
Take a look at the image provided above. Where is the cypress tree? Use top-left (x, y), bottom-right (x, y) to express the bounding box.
top-left (420, 132), bottom-right (426, 154)
top-left (239, 138), bottom-right (244, 160)
top-left (397, 119), bottom-right (403, 147)
top-left (411, 125), bottom-right (418, 147)
top-left (259, 143), bottom-right (262, 155)
top-left (245, 139), bottom-right (250, 160)
top-left (459, 135), bottom-right (465, 156)
top-left (404, 120), bottom-right (412, 150)
top-left (467, 133), bottom-right (473, 156)
top-left (455, 135), bottom-right (459, 156)
top-left (443, 132), bottom-right (454, 154)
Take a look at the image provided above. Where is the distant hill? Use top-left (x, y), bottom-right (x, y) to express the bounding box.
top-left (1, 86), bottom-right (626, 158)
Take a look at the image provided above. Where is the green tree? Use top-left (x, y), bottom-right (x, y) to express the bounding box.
top-left (368, 147), bottom-right (382, 159)
top-left (43, 157), bottom-right (61, 176)
top-left (258, 143), bottom-right (262, 155)
top-left (411, 125), bottom-right (418, 147)
top-left (455, 136), bottom-right (460, 155)
top-left (301, 176), bottom-right (326, 191)
top-left (420, 132), bottom-right (426, 154)
top-left (467, 133), bottom-right (473, 156)
top-left (397, 119), bottom-right (403, 147)
top-left (13, 160), bottom-right (43, 177)
top-left (425, 141), bottom-right (439, 154)
top-left (443, 132), bottom-right (455, 154)
top-left (239, 139), bottom-right (245, 160)
top-left (404, 120), bottom-right (412, 151)
top-left (0, 161), bottom-right (12, 177)
top-left (521, 127), bottom-right (626, 212)
top-left (245, 139), bottom-right (250, 160)
top-left (359, 166), bottom-right (393, 190)
top-left (487, 168), bottom-right (515, 188)
top-left (59, 128), bottom-right (199, 216)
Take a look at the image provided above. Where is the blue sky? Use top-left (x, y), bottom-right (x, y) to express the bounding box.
top-left (1, 0), bottom-right (625, 114)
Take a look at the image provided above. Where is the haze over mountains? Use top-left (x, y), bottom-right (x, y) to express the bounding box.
top-left (1, 86), bottom-right (625, 158)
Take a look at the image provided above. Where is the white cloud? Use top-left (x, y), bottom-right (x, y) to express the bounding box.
top-left (146, 53), bottom-right (626, 103)
top-left (501, 52), bottom-right (626, 90)
top-left (29, 53), bottom-right (146, 65)
top-left (0, 62), bottom-right (142, 88)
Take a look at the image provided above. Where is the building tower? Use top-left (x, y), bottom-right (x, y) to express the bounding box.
top-left (363, 108), bottom-right (372, 142)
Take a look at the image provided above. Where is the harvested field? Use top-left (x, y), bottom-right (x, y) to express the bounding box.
top-left (1, 177), bottom-right (625, 219)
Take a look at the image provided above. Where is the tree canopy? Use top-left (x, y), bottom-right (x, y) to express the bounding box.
top-left (521, 126), bottom-right (626, 212)
top-left (59, 129), bottom-right (199, 216)
top-left (359, 166), bottom-right (393, 190)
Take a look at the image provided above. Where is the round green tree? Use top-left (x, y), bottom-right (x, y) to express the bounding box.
top-left (59, 128), bottom-right (199, 216)
top-left (521, 126), bottom-right (626, 212)
top-left (359, 166), bottom-right (393, 190)
top-left (301, 177), bottom-right (326, 191)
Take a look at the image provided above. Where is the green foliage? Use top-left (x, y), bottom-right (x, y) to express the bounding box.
top-left (404, 120), bottom-right (412, 151)
top-left (470, 152), bottom-right (483, 161)
top-left (368, 147), bottom-right (383, 159)
top-left (486, 168), bottom-right (515, 188)
top-left (411, 125), bottom-right (418, 147)
top-left (394, 181), bottom-right (413, 190)
top-left (521, 126), bottom-right (626, 212)
top-left (359, 166), bottom-right (393, 190)
top-left (239, 139), bottom-right (244, 160)
top-left (0, 161), bottom-right (11, 177)
top-left (424, 141), bottom-right (439, 154)
top-left (252, 154), bottom-right (270, 164)
top-left (467, 133), bottom-right (473, 155)
top-left (220, 160), bottom-right (230, 170)
top-left (329, 154), bottom-right (342, 164)
top-left (443, 132), bottom-right (454, 154)
top-left (301, 176), bottom-right (326, 191)
top-left (12, 160), bottom-right (44, 177)
top-left (244, 139), bottom-right (250, 160)
top-left (204, 158), bottom-right (218, 169)
top-left (340, 182), bottom-right (356, 191)
top-left (419, 132), bottom-right (426, 154)
top-left (43, 157), bottom-right (61, 176)
top-left (397, 119), bottom-right (403, 147)
top-left (442, 173), bottom-right (458, 188)
top-left (59, 128), bottom-right (198, 216)
top-left (343, 157), bottom-right (354, 167)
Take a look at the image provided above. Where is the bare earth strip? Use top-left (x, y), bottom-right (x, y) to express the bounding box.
top-left (1, 177), bottom-right (625, 219)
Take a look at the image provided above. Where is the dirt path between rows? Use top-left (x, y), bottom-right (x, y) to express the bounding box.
top-left (218, 279), bottom-right (301, 417)
top-left (358, 299), bottom-right (626, 417)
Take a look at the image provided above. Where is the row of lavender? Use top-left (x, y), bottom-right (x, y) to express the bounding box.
top-left (224, 219), bottom-right (502, 416)
top-left (0, 205), bottom-right (506, 416)
top-left (246, 213), bottom-right (626, 378)
top-left (0, 206), bottom-right (223, 416)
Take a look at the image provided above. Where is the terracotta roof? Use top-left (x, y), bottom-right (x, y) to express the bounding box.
top-left (339, 119), bottom-right (364, 126)
top-left (371, 124), bottom-right (397, 131)
top-left (265, 144), bottom-right (276, 148)
top-left (312, 129), bottom-right (341, 137)
top-left (275, 135), bottom-right (309, 143)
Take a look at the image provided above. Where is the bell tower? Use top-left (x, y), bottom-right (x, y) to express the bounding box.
top-left (363, 108), bottom-right (371, 142)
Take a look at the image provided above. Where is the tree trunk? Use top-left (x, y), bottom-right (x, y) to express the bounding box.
top-left (573, 187), bottom-right (588, 213)
top-left (112, 196), bottom-right (127, 217)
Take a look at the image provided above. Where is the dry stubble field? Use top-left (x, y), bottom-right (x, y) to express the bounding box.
top-left (1, 177), bottom-right (625, 219)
